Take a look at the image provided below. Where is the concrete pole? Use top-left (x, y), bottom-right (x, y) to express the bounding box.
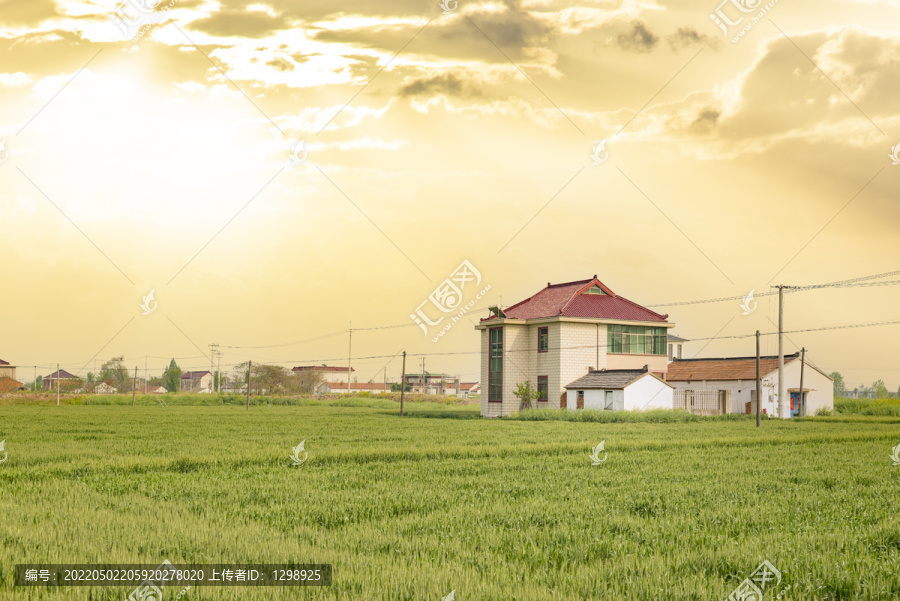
top-left (777, 286), bottom-right (785, 419)
top-left (756, 330), bottom-right (761, 428)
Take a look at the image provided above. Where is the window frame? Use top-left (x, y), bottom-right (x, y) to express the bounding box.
top-left (488, 327), bottom-right (503, 403)
top-left (537, 376), bottom-right (548, 402)
top-left (537, 327), bottom-right (549, 353)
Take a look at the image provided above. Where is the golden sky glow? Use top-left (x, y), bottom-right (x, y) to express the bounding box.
top-left (1, 0), bottom-right (899, 388)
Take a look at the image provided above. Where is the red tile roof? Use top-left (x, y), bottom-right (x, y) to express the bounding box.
top-left (181, 371), bottom-right (211, 379)
top-left (482, 277), bottom-right (669, 323)
top-left (45, 369), bottom-right (77, 379)
top-left (0, 359), bottom-right (10, 366)
top-left (666, 354), bottom-right (800, 381)
top-left (0, 377), bottom-right (22, 392)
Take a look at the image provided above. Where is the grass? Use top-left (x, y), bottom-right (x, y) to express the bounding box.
top-left (1, 401), bottom-right (899, 600)
top-left (835, 397), bottom-right (900, 416)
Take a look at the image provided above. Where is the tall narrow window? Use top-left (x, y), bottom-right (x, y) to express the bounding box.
top-left (538, 327), bottom-right (549, 353)
top-left (537, 376), bottom-right (548, 402)
top-left (604, 390), bottom-right (613, 410)
top-left (577, 390), bottom-right (585, 409)
top-left (489, 327), bottom-right (503, 402)
top-left (668, 343), bottom-right (673, 361)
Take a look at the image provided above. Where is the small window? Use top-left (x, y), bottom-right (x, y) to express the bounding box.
top-left (667, 343), bottom-right (673, 361)
top-left (537, 376), bottom-right (548, 402)
top-left (584, 285), bottom-right (607, 295)
top-left (577, 390), bottom-right (585, 409)
top-left (604, 390), bottom-right (613, 410)
top-left (538, 327), bottom-right (549, 353)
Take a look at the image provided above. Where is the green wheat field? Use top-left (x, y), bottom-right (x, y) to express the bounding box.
top-left (1, 397), bottom-right (899, 600)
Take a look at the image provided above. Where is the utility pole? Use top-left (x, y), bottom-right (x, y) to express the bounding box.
top-left (144, 355), bottom-right (148, 394)
top-left (56, 363), bottom-right (60, 406)
top-left (33, 366), bottom-right (36, 394)
top-left (209, 343), bottom-right (218, 395)
top-left (777, 285), bottom-right (785, 419)
top-left (755, 330), bottom-right (761, 428)
top-left (216, 351), bottom-right (222, 393)
top-left (132, 366), bottom-right (137, 407)
top-left (246, 360), bottom-right (251, 410)
top-left (798, 347), bottom-right (806, 417)
top-left (400, 351), bottom-right (406, 416)
top-left (347, 323), bottom-right (352, 396)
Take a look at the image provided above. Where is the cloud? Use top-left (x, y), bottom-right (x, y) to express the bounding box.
top-left (616, 21), bottom-right (658, 52)
top-left (187, 7), bottom-right (289, 38)
top-left (399, 73), bottom-right (482, 98)
top-left (690, 109), bottom-right (720, 134)
top-left (668, 26), bottom-right (717, 50)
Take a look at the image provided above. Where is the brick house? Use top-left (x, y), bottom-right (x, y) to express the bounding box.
top-left (0, 358), bottom-right (16, 381)
top-left (475, 276), bottom-right (674, 417)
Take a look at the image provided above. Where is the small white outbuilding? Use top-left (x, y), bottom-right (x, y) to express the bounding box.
top-left (564, 366), bottom-right (674, 412)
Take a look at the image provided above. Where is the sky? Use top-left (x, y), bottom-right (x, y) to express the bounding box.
top-left (0, 0), bottom-right (898, 389)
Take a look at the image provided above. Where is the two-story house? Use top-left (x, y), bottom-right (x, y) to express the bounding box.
top-left (475, 276), bottom-right (674, 417)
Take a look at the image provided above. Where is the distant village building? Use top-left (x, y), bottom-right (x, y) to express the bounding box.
top-left (564, 366), bottom-right (674, 411)
top-left (459, 382), bottom-right (481, 399)
top-left (180, 371), bottom-right (212, 393)
top-left (148, 386), bottom-right (168, 394)
top-left (666, 352), bottom-right (834, 416)
top-left (93, 382), bottom-right (118, 394)
top-left (292, 365), bottom-right (355, 384)
top-left (0, 358), bottom-right (17, 381)
top-left (44, 369), bottom-right (77, 390)
top-left (316, 382), bottom-right (389, 394)
top-left (667, 334), bottom-right (688, 362)
top-left (402, 373), bottom-right (460, 395)
top-left (476, 276), bottom-right (673, 417)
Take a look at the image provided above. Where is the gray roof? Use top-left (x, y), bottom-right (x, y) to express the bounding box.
top-left (667, 333), bottom-right (689, 342)
top-left (565, 367), bottom-right (673, 390)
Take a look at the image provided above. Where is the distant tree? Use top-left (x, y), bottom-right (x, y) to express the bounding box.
top-left (35, 375), bottom-right (43, 390)
top-left (148, 376), bottom-right (163, 387)
top-left (231, 362), bottom-right (288, 395)
top-left (100, 356), bottom-right (129, 390)
top-left (390, 382), bottom-right (411, 392)
top-left (163, 359), bottom-right (182, 393)
top-left (873, 379), bottom-right (889, 399)
top-left (290, 370), bottom-right (323, 395)
top-left (513, 380), bottom-right (542, 411)
top-left (829, 372), bottom-right (845, 397)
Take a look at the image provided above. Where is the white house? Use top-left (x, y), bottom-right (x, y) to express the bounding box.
top-left (292, 365), bottom-right (355, 384)
top-left (564, 366), bottom-right (674, 411)
top-left (666, 352), bottom-right (834, 417)
top-left (475, 276), bottom-right (674, 417)
top-left (93, 382), bottom-right (118, 394)
top-left (667, 334), bottom-right (688, 362)
top-left (181, 371), bottom-right (212, 393)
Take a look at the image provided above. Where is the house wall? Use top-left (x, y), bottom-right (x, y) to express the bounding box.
top-left (480, 320), bottom-right (672, 417)
top-left (607, 353), bottom-right (669, 375)
top-left (623, 375), bottom-right (673, 411)
top-left (0, 365), bottom-right (15, 380)
top-left (669, 360), bottom-right (833, 416)
top-left (566, 388), bottom-right (624, 411)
